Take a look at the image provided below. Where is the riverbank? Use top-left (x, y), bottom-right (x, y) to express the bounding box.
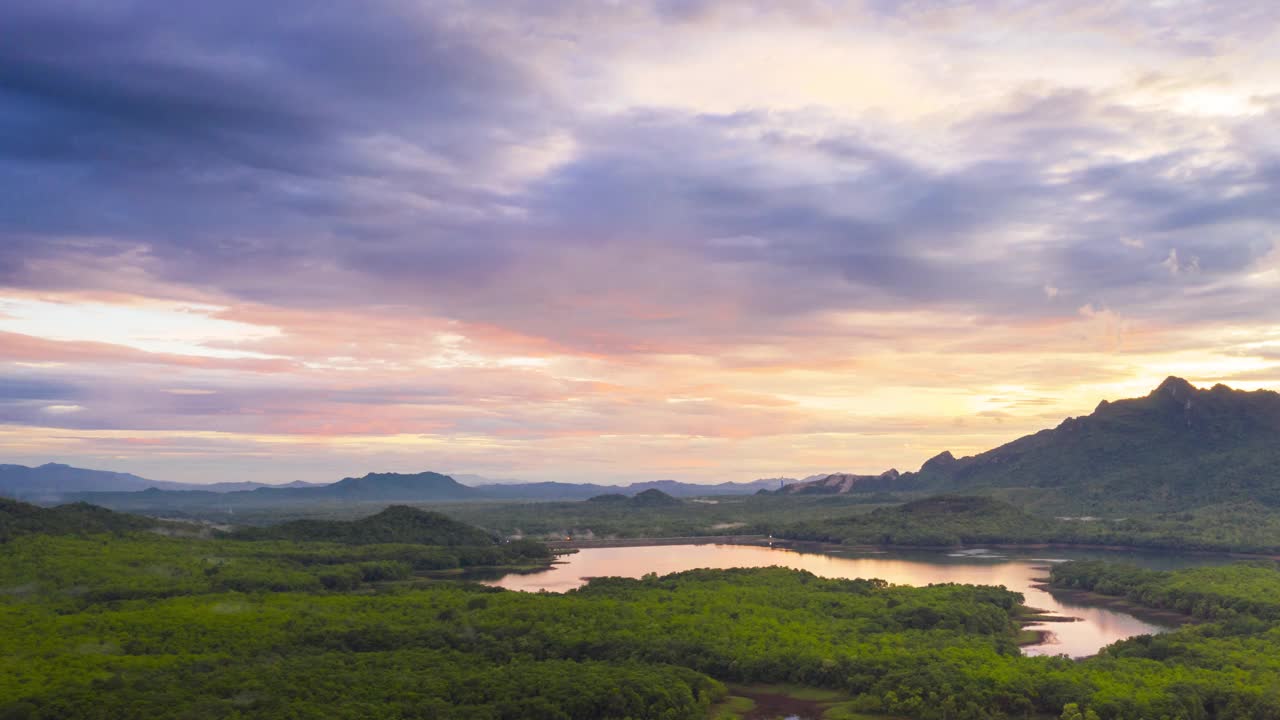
top-left (546, 534), bottom-right (1278, 563)
top-left (545, 534), bottom-right (771, 549)
top-left (1030, 579), bottom-right (1198, 628)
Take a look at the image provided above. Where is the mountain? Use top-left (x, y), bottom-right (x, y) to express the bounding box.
top-left (763, 378), bottom-right (1280, 513)
top-left (0, 497), bottom-right (159, 541)
top-left (67, 471), bottom-right (484, 510)
top-left (0, 463), bottom-right (327, 502)
top-left (308, 471), bottom-right (481, 501)
top-left (232, 505), bottom-right (496, 545)
top-left (0, 463), bottom-right (159, 501)
top-left (901, 377), bottom-right (1280, 512)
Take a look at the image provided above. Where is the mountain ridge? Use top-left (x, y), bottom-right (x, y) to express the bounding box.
top-left (779, 377), bottom-right (1280, 512)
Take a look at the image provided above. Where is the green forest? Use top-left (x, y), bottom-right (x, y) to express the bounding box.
top-left (150, 490), bottom-right (1280, 558)
top-left (7, 498), bottom-right (1280, 719)
top-left (775, 496), bottom-right (1280, 554)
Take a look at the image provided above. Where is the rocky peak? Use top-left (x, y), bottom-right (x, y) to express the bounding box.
top-left (1155, 376), bottom-right (1196, 401)
top-left (920, 450), bottom-right (958, 474)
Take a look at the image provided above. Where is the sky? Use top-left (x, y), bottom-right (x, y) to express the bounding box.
top-left (1, 0), bottom-right (1279, 485)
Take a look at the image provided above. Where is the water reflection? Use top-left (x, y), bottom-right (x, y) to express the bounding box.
top-left (482, 543), bottom-right (1221, 657)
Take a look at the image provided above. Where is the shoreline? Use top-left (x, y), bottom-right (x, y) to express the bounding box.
top-left (545, 534), bottom-right (771, 549)
top-left (517, 538), bottom-right (1195, 656)
top-left (537, 536), bottom-right (1204, 629)
top-left (1029, 581), bottom-right (1197, 627)
top-left (543, 534), bottom-right (1277, 562)
top-left (1017, 628), bottom-right (1055, 646)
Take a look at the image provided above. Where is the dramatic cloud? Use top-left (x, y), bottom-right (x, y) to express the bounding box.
top-left (1, 0), bottom-right (1278, 483)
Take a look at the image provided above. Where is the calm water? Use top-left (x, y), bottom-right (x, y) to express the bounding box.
top-left (484, 543), bottom-right (1228, 657)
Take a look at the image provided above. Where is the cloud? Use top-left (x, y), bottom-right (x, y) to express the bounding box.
top-left (1, 0), bottom-right (1279, 481)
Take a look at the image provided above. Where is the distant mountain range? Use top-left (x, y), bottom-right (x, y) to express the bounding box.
top-left (11, 377), bottom-right (1275, 515)
top-left (0, 463), bottom-right (792, 510)
top-left (0, 464), bottom-right (322, 502)
top-left (772, 377), bottom-right (1280, 513)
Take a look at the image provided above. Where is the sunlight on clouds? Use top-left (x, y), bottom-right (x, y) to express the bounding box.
top-left (0, 297), bottom-right (282, 359)
top-left (1, 1), bottom-right (1279, 484)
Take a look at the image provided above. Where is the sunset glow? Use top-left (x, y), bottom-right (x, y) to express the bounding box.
top-left (2, 1), bottom-right (1278, 484)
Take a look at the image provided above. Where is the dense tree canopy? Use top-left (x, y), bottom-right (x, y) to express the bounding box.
top-left (8, 508), bottom-right (1280, 718)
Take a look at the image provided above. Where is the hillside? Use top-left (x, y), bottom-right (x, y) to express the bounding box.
top-left (232, 505), bottom-right (498, 545)
top-left (904, 378), bottom-right (1280, 512)
top-left (0, 463), bottom-right (159, 501)
top-left (770, 378), bottom-right (1280, 514)
top-left (0, 497), bottom-right (158, 541)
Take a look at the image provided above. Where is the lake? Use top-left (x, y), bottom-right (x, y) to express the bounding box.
top-left (484, 542), bottom-right (1228, 658)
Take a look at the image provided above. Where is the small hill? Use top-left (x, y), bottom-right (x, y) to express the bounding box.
top-left (0, 497), bottom-right (157, 541)
top-left (586, 493), bottom-right (631, 503)
top-left (234, 505), bottom-right (497, 545)
top-left (585, 489), bottom-right (682, 508)
top-left (629, 489), bottom-right (682, 507)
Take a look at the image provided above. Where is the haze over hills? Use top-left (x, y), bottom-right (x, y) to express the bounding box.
top-left (0, 463), bottom-right (161, 502)
top-left (1, 467), bottom-right (794, 511)
top-left (0, 463), bottom-right (792, 506)
top-left (0, 464), bottom-right (323, 502)
top-left (7, 377), bottom-right (1277, 516)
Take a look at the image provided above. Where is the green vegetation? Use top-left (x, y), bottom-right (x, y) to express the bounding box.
top-left (2, 525), bottom-right (1035, 719)
top-left (230, 505), bottom-right (503, 546)
top-left (895, 378), bottom-right (1280, 515)
top-left (146, 492), bottom-right (893, 541)
top-left (629, 488), bottom-right (683, 506)
top-left (0, 497), bottom-right (162, 542)
top-left (783, 496), bottom-right (1045, 546)
top-left (586, 488), bottom-right (682, 508)
top-left (779, 495), bottom-right (1280, 554)
top-left (14, 532), bottom-right (1280, 719)
top-left (1051, 560), bottom-right (1280, 621)
top-left (15, 500), bottom-right (1280, 718)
